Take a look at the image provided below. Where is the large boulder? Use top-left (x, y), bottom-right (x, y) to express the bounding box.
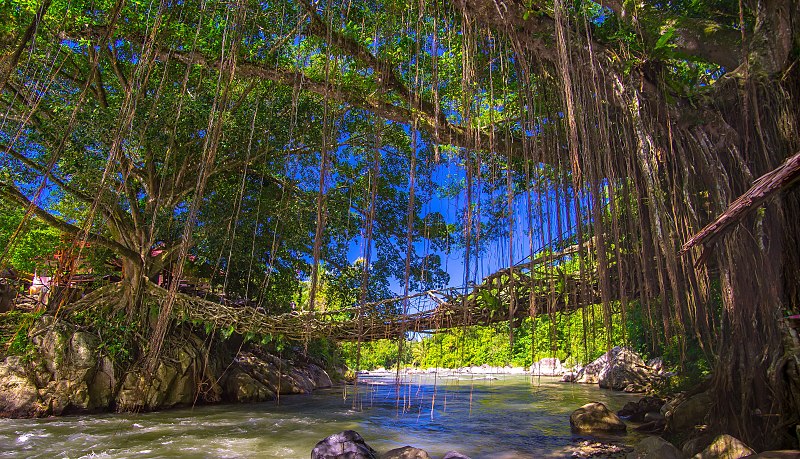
top-left (381, 446), bottom-right (431, 459)
top-left (31, 322), bottom-right (111, 414)
top-left (561, 370), bottom-right (579, 382)
top-left (575, 355), bottom-right (608, 385)
top-left (232, 351), bottom-right (311, 395)
top-left (570, 402), bottom-right (627, 433)
top-left (0, 317), bottom-right (118, 416)
top-left (311, 430), bottom-right (378, 459)
top-left (682, 435), bottom-right (715, 457)
top-left (222, 367), bottom-right (275, 402)
top-left (87, 355), bottom-right (116, 409)
top-left (531, 357), bottom-right (564, 376)
top-left (285, 365), bottom-right (316, 393)
top-left (647, 358), bottom-right (665, 374)
top-left (116, 363), bottom-right (178, 411)
top-left (0, 314), bottom-right (336, 417)
top-left (598, 348), bottom-right (653, 391)
top-left (221, 353), bottom-right (333, 402)
top-left (627, 436), bottom-right (684, 459)
top-left (575, 347), bottom-right (656, 391)
top-left (0, 356), bottom-right (41, 417)
top-left (617, 396), bottom-right (665, 423)
top-left (307, 363), bottom-right (333, 388)
top-left (575, 347), bottom-right (635, 384)
top-left (692, 435), bottom-right (755, 459)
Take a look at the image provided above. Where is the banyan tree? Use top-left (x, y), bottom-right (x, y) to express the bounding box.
top-left (1, 0), bottom-right (798, 450)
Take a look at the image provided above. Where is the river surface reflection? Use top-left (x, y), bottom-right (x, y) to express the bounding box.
top-left (0, 374), bottom-right (642, 458)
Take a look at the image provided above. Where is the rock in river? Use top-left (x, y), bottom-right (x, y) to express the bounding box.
top-left (0, 314), bottom-right (336, 417)
top-left (598, 348), bottom-right (653, 391)
top-left (574, 347), bottom-right (657, 391)
top-left (570, 402), bottom-right (627, 433)
top-left (312, 430), bottom-right (379, 459)
top-left (0, 356), bottom-right (40, 417)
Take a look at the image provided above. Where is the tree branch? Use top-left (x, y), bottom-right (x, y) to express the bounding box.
top-left (596, 1), bottom-right (741, 69)
top-left (0, 0), bottom-right (53, 91)
top-left (2, 144), bottom-right (96, 205)
top-left (298, 0), bottom-right (520, 155)
top-left (1, 143), bottom-right (134, 232)
top-left (0, 181), bottom-right (142, 263)
top-left (104, 43), bottom-right (130, 91)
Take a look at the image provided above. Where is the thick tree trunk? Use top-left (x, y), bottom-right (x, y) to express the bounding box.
top-left (120, 256), bottom-right (148, 320)
top-left (693, 67), bottom-right (800, 452)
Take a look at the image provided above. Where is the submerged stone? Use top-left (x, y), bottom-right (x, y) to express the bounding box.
top-left (572, 440), bottom-right (632, 458)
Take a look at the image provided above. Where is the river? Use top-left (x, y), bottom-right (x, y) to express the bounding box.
top-left (0, 375), bottom-right (642, 458)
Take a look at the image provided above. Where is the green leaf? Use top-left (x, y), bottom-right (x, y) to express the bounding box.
top-left (655, 27), bottom-right (676, 51)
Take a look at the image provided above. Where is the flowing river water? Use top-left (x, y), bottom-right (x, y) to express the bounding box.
top-left (0, 374), bottom-right (642, 458)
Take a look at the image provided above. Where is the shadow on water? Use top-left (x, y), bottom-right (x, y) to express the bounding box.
top-left (0, 375), bottom-right (642, 458)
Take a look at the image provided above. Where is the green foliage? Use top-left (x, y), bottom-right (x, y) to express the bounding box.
top-left (0, 202), bottom-right (62, 274)
top-left (658, 334), bottom-right (710, 393)
top-left (0, 309), bottom-right (45, 361)
top-left (220, 325), bottom-right (236, 340)
top-left (70, 306), bottom-right (142, 369)
top-left (302, 337), bottom-right (345, 369)
top-left (340, 339), bottom-right (411, 371)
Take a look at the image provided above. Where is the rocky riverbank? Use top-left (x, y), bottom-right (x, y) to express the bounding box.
top-left (0, 314), bottom-right (338, 417)
top-left (567, 393), bottom-right (800, 458)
